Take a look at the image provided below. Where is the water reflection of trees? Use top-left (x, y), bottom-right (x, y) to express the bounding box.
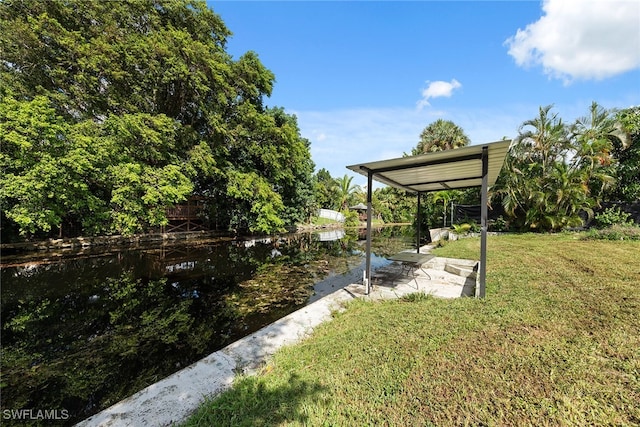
top-left (0, 226), bottom-right (415, 425)
top-left (368, 225), bottom-right (416, 257)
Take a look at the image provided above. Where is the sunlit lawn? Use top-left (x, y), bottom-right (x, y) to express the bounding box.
top-left (183, 233), bottom-right (640, 426)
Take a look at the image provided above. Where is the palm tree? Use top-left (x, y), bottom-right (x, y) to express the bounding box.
top-left (494, 104), bottom-right (620, 231)
top-left (518, 104), bottom-right (569, 170)
top-left (334, 174), bottom-right (361, 211)
top-left (569, 101), bottom-right (618, 198)
top-left (494, 105), bottom-right (569, 229)
top-left (413, 119), bottom-right (470, 155)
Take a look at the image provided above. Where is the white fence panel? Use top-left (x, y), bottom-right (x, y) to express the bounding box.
top-left (317, 209), bottom-right (345, 223)
top-left (317, 229), bottom-right (345, 241)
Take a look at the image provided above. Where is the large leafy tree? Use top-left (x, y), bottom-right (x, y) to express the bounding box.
top-left (207, 105), bottom-right (314, 233)
top-left (0, 0), bottom-right (313, 236)
top-left (412, 119), bottom-right (470, 155)
top-left (313, 168), bottom-right (337, 211)
top-left (0, 95), bottom-right (114, 235)
top-left (493, 104), bottom-right (618, 231)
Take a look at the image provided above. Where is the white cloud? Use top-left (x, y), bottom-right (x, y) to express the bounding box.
top-left (416, 79), bottom-right (462, 109)
top-left (505, 0), bottom-right (640, 83)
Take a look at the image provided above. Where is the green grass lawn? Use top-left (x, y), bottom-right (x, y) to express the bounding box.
top-left (183, 233), bottom-right (640, 426)
top-left (310, 216), bottom-right (342, 226)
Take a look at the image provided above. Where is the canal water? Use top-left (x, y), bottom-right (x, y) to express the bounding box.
top-left (0, 226), bottom-right (415, 425)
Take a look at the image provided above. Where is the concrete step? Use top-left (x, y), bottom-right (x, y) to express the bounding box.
top-left (444, 263), bottom-right (477, 279)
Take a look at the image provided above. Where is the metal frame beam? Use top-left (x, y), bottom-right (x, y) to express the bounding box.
top-left (362, 153), bottom-right (483, 175)
top-left (358, 166), bottom-right (412, 192)
top-left (402, 175), bottom-right (484, 188)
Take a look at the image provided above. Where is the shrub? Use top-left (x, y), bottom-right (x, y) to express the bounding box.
top-left (342, 210), bottom-right (360, 227)
top-left (593, 207), bottom-right (633, 229)
top-left (584, 223), bottom-right (640, 241)
top-left (451, 223), bottom-right (472, 234)
top-left (490, 216), bottom-right (509, 232)
top-left (434, 237), bottom-right (449, 248)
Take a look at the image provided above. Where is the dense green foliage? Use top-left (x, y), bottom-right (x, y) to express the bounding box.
top-left (0, 0), bottom-right (314, 237)
top-left (585, 206), bottom-right (640, 240)
top-left (333, 174), bottom-right (360, 211)
top-left (311, 168), bottom-right (336, 213)
top-left (585, 223), bottom-right (640, 241)
top-left (593, 206), bottom-right (634, 228)
top-left (0, 0), bottom-right (636, 238)
top-left (493, 103), bottom-right (636, 231)
top-left (609, 106), bottom-right (640, 201)
top-left (371, 186), bottom-right (415, 224)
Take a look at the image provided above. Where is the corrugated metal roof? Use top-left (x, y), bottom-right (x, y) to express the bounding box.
top-left (346, 140), bottom-right (512, 193)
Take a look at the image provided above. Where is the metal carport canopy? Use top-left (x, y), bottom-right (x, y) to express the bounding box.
top-left (345, 139), bottom-right (512, 297)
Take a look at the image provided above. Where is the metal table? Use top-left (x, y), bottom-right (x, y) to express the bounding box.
top-left (387, 252), bottom-right (435, 282)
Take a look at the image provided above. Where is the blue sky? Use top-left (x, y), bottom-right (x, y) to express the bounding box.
top-left (209, 0), bottom-right (640, 187)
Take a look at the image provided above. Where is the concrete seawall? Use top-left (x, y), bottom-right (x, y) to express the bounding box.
top-left (76, 281), bottom-right (358, 427)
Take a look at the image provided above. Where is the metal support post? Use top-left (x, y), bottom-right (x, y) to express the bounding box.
top-left (416, 192), bottom-right (421, 253)
top-left (479, 146), bottom-right (489, 298)
top-left (365, 171), bottom-right (373, 295)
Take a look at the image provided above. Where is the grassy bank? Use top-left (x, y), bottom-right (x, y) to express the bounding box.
top-left (183, 233), bottom-right (640, 426)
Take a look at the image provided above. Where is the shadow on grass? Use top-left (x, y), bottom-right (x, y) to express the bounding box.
top-left (183, 372), bottom-right (325, 427)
